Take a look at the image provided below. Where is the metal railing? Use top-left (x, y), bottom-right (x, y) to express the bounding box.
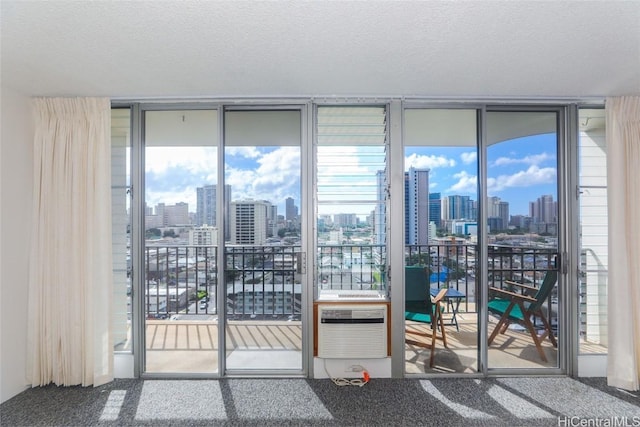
top-left (318, 244), bottom-right (386, 292)
top-left (141, 242), bottom-right (558, 320)
top-left (225, 245), bottom-right (301, 319)
top-left (145, 245), bottom-right (217, 318)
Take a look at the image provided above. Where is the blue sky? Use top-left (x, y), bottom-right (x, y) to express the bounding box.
top-left (145, 132), bottom-right (557, 218)
top-left (406, 133), bottom-right (558, 215)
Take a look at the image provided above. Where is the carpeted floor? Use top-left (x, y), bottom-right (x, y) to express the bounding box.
top-left (1, 377), bottom-right (639, 426)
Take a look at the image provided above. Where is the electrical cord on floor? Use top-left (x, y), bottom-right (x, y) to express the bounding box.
top-left (323, 359), bottom-right (370, 387)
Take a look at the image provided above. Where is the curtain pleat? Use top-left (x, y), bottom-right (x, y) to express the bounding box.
top-left (27, 98), bottom-right (113, 387)
top-left (606, 96), bottom-right (640, 391)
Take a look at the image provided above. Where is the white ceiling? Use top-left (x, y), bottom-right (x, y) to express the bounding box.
top-left (1, 1), bottom-right (639, 99)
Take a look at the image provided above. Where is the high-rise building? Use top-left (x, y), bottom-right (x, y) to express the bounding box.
top-left (429, 192), bottom-right (442, 229)
top-left (266, 203), bottom-right (278, 237)
top-left (442, 195), bottom-right (473, 221)
top-left (529, 194), bottom-right (557, 224)
top-left (196, 184), bottom-right (231, 239)
top-left (405, 167), bottom-right (430, 245)
top-left (285, 197), bottom-right (298, 222)
top-left (487, 196), bottom-right (509, 231)
top-left (230, 200), bottom-right (268, 245)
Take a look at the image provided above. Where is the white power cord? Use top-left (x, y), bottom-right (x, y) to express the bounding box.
top-left (323, 360), bottom-right (370, 387)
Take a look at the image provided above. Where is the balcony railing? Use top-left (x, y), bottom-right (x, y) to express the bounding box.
top-left (145, 245), bottom-right (217, 318)
top-left (318, 244), bottom-right (386, 292)
top-left (141, 242), bottom-right (558, 321)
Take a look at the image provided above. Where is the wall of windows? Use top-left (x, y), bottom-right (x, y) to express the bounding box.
top-left (111, 100), bottom-right (605, 378)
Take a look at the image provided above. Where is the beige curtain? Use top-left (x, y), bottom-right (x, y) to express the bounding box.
top-left (606, 96), bottom-right (640, 391)
top-left (27, 98), bottom-right (113, 387)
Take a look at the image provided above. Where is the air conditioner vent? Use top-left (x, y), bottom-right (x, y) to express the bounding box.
top-left (317, 304), bottom-right (387, 359)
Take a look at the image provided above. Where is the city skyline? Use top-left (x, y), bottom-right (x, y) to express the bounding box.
top-left (144, 131), bottom-right (557, 221)
top-left (145, 191), bottom-right (556, 230)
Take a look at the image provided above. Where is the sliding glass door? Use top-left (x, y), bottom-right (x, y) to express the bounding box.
top-left (141, 107), bottom-right (308, 375)
top-left (142, 109), bottom-right (220, 374)
top-left (400, 106), bottom-right (566, 374)
top-left (223, 108), bottom-right (305, 373)
top-left (485, 110), bottom-right (562, 370)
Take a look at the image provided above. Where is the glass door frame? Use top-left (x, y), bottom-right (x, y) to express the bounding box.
top-left (134, 102), bottom-right (222, 378)
top-left (396, 103), bottom-right (483, 377)
top-left (123, 99), bottom-right (577, 379)
top-left (130, 101), bottom-right (313, 378)
top-left (396, 102), bottom-right (572, 377)
top-left (220, 103), bottom-right (312, 377)
top-left (482, 104), bottom-right (570, 375)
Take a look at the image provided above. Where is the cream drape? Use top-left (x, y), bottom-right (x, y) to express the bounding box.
top-left (27, 98), bottom-right (113, 387)
top-left (606, 96), bottom-right (640, 391)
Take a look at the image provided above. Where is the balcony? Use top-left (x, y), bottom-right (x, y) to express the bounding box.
top-left (120, 242), bottom-right (605, 373)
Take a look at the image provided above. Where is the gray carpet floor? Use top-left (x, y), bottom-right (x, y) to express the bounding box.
top-left (1, 377), bottom-right (639, 426)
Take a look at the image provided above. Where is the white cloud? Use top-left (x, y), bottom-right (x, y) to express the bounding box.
top-left (460, 151), bottom-right (477, 164)
top-left (145, 147), bottom-right (217, 175)
top-left (145, 144), bottom-right (303, 211)
top-left (224, 147), bottom-right (303, 206)
top-left (253, 147), bottom-right (301, 192)
top-left (224, 168), bottom-right (258, 200)
top-left (255, 147), bottom-right (300, 180)
top-left (492, 152), bottom-right (553, 167)
top-left (446, 171), bottom-right (477, 193)
top-left (405, 153), bottom-right (456, 170)
top-left (225, 146), bottom-right (261, 159)
top-left (487, 165), bottom-right (556, 192)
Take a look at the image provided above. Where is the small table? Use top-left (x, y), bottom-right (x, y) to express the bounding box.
top-left (430, 287), bottom-right (465, 331)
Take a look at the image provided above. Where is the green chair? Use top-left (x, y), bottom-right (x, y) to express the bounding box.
top-left (405, 265), bottom-right (448, 367)
top-left (488, 270), bottom-right (558, 362)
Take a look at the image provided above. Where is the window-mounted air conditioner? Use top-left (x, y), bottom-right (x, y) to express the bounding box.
top-left (317, 305), bottom-right (387, 359)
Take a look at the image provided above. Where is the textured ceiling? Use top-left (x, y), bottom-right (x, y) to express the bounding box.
top-left (1, 1), bottom-right (639, 99)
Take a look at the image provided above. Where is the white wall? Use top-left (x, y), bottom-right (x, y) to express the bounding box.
top-left (0, 86), bottom-right (33, 403)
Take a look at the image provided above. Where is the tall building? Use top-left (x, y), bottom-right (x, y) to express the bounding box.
top-left (405, 167), bottom-right (430, 245)
top-left (285, 197), bottom-right (298, 222)
top-left (442, 195), bottom-right (473, 221)
top-left (529, 194), bottom-right (557, 225)
top-left (230, 200), bottom-right (268, 245)
top-left (487, 196), bottom-right (509, 231)
top-left (266, 203), bottom-right (278, 237)
top-left (196, 184), bottom-right (231, 239)
top-left (429, 192), bottom-right (442, 229)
